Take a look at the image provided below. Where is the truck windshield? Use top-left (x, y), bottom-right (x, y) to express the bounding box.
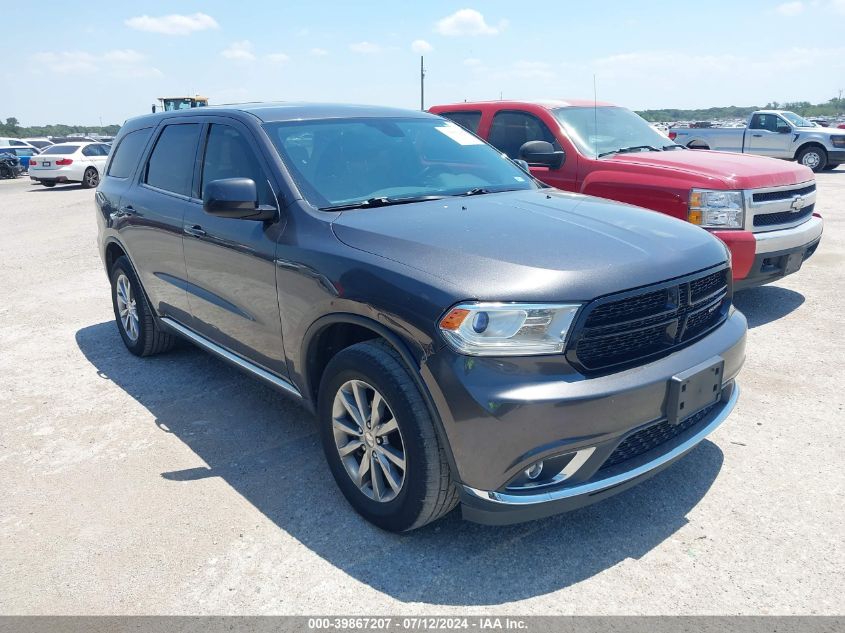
top-left (263, 118), bottom-right (537, 209)
top-left (553, 106), bottom-right (674, 158)
top-left (780, 111), bottom-right (814, 128)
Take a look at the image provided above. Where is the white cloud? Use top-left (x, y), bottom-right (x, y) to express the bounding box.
top-left (411, 39), bottom-right (433, 54)
top-left (266, 53), bottom-right (290, 64)
top-left (310, 48), bottom-right (329, 56)
top-left (103, 49), bottom-right (146, 64)
top-left (776, 1), bottom-right (804, 15)
top-left (33, 51), bottom-right (98, 74)
top-left (221, 41), bottom-right (256, 61)
top-left (436, 9), bottom-right (505, 36)
top-left (350, 41), bottom-right (381, 53)
top-left (32, 49), bottom-right (159, 78)
top-left (125, 12), bottom-right (219, 36)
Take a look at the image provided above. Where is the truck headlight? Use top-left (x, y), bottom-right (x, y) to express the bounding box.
top-left (439, 302), bottom-right (581, 356)
top-left (688, 189), bottom-right (744, 229)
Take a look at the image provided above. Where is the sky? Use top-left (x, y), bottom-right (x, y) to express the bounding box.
top-left (4, 0), bottom-right (845, 126)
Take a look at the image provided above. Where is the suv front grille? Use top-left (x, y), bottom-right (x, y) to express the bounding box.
top-left (565, 267), bottom-right (730, 374)
top-left (599, 402), bottom-right (717, 471)
top-left (751, 183), bottom-right (815, 203)
top-left (753, 203), bottom-right (814, 227)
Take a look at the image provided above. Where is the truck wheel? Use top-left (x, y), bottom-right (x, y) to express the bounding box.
top-left (797, 146), bottom-right (827, 172)
top-left (317, 339), bottom-right (459, 532)
top-left (42, 182), bottom-right (56, 187)
top-left (822, 163), bottom-right (839, 171)
top-left (82, 167), bottom-right (99, 188)
top-left (110, 256), bottom-right (175, 357)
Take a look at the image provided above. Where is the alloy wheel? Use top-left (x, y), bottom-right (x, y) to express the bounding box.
top-left (115, 273), bottom-right (140, 341)
top-left (332, 379), bottom-right (406, 502)
top-left (802, 151), bottom-right (821, 169)
top-left (85, 169), bottom-right (99, 187)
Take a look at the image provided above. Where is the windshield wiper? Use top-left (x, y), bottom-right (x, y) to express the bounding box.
top-left (663, 144), bottom-right (685, 150)
top-left (320, 195), bottom-right (445, 211)
top-left (598, 145), bottom-right (661, 158)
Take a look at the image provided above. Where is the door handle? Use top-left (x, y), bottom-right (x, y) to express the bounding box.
top-left (752, 134), bottom-right (763, 137)
top-left (184, 225), bottom-right (207, 237)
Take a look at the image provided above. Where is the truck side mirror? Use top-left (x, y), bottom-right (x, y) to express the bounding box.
top-left (777, 126), bottom-right (791, 134)
top-left (203, 178), bottom-right (276, 221)
top-left (519, 141), bottom-right (565, 169)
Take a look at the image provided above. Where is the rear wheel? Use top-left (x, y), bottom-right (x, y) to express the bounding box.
top-left (317, 340), bottom-right (458, 532)
top-left (796, 146), bottom-right (827, 172)
top-left (822, 163), bottom-right (840, 171)
top-left (41, 182), bottom-right (56, 187)
top-left (109, 256), bottom-right (175, 356)
top-left (82, 167), bottom-right (99, 188)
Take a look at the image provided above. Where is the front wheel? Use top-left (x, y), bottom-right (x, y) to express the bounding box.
top-left (797, 146), bottom-right (828, 172)
top-left (317, 340), bottom-right (458, 532)
top-left (82, 167), bottom-right (99, 188)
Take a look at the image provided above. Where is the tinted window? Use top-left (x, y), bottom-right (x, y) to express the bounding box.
top-left (16, 148), bottom-right (36, 156)
top-left (144, 124), bottom-right (200, 196)
top-left (750, 114), bottom-right (784, 132)
top-left (200, 124), bottom-right (274, 206)
top-left (41, 144), bottom-right (81, 155)
top-left (439, 111), bottom-right (482, 133)
top-left (488, 111), bottom-right (559, 159)
top-left (82, 145), bottom-right (99, 156)
top-left (264, 118), bottom-right (536, 209)
top-left (108, 129), bottom-right (151, 178)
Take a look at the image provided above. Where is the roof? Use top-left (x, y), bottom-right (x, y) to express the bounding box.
top-left (431, 99), bottom-right (617, 110)
top-left (125, 102), bottom-right (437, 130)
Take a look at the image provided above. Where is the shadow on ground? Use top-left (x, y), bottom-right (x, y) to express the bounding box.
top-left (76, 321), bottom-right (724, 605)
top-left (28, 183), bottom-right (88, 192)
top-left (733, 285), bottom-right (805, 328)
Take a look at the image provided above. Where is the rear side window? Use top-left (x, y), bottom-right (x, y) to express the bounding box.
top-left (144, 124), bottom-right (201, 196)
top-left (108, 129), bottom-right (152, 178)
top-left (439, 111), bottom-right (482, 133)
top-left (488, 111), bottom-right (559, 159)
top-left (41, 144), bottom-right (80, 155)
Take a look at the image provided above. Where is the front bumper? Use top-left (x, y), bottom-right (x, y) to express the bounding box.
top-left (420, 309), bottom-right (746, 524)
top-left (714, 214), bottom-right (824, 288)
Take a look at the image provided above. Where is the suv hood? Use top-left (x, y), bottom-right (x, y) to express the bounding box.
top-left (607, 149), bottom-right (813, 189)
top-left (331, 189), bottom-right (728, 302)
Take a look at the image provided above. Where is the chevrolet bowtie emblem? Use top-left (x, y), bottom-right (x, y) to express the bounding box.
top-left (790, 195), bottom-right (806, 212)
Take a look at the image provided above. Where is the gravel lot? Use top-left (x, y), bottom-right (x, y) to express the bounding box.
top-left (1, 172), bottom-right (842, 615)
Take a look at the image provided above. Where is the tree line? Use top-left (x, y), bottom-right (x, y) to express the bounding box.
top-left (636, 98), bottom-right (845, 122)
top-left (0, 117), bottom-right (121, 139)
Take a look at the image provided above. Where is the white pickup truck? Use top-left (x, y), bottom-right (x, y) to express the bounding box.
top-left (669, 110), bottom-right (845, 172)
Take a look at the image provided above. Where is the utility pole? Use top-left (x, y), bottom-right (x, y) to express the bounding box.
top-left (420, 56), bottom-right (425, 111)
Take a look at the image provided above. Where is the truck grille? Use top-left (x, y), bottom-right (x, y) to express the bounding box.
top-left (599, 402), bottom-right (717, 471)
top-left (751, 183), bottom-right (815, 203)
top-left (753, 203), bottom-right (814, 227)
top-left (565, 267), bottom-right (731, 374)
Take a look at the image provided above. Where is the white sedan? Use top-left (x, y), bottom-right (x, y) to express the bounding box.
top-left (29, 142), bottom-right (110, 188)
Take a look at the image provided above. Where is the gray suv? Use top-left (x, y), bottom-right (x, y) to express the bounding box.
top-left (95, 103), bottom-right (746, 531)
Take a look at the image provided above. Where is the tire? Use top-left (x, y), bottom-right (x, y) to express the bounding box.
top-left (109, 256), bottom-right (176, 357)
top-left (81, 167), bottom-right (99, 189)
top-left (42, 182), bottom-right (56, 188)
top-left (822, 163), bottom-right (839, 171)
top-left (796, 146), bottom-right (827, 172)
top-left (317, 339), bottom-right (458, 532)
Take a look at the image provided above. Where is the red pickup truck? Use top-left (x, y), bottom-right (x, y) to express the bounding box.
top-left (429, 100), bottom-right (824, 289)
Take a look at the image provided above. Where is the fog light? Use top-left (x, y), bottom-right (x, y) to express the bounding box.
top-left (525, 461), bottom-right (544, 480)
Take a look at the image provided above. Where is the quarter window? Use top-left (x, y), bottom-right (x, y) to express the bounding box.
top-left (488, 111), bottom-right (560, 159)
top-left (439, 111), bottom-right (482, 133)
top-left (107, 129), bottom-right (152, 178)
top-left (144, 124), bottom-right (201, 196)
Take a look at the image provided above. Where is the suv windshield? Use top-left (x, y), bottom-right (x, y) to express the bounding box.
top-left (553, 106), bottom-right (673, 158)
top-left (780, 111), bottom-right (813, 127)
top-left (263, 117), bottom-right (536, 209)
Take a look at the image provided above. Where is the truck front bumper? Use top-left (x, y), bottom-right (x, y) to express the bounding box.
top-left (714, 214), bottom-right (823, 289)
top-left (421, 310), bottom-right (747, 525)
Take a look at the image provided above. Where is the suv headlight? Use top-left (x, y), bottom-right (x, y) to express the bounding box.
top-left (688, 189), bottom-right (744, 229)
top-left (439, 302), bottom-right (581, 356)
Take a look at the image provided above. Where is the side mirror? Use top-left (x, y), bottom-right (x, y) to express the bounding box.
top-left (777, 126), bottom-right (791, 134)
top-left (519, 140), bottom-right (565, 169)
top-left (202, 178), bottom-right (276, 220)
